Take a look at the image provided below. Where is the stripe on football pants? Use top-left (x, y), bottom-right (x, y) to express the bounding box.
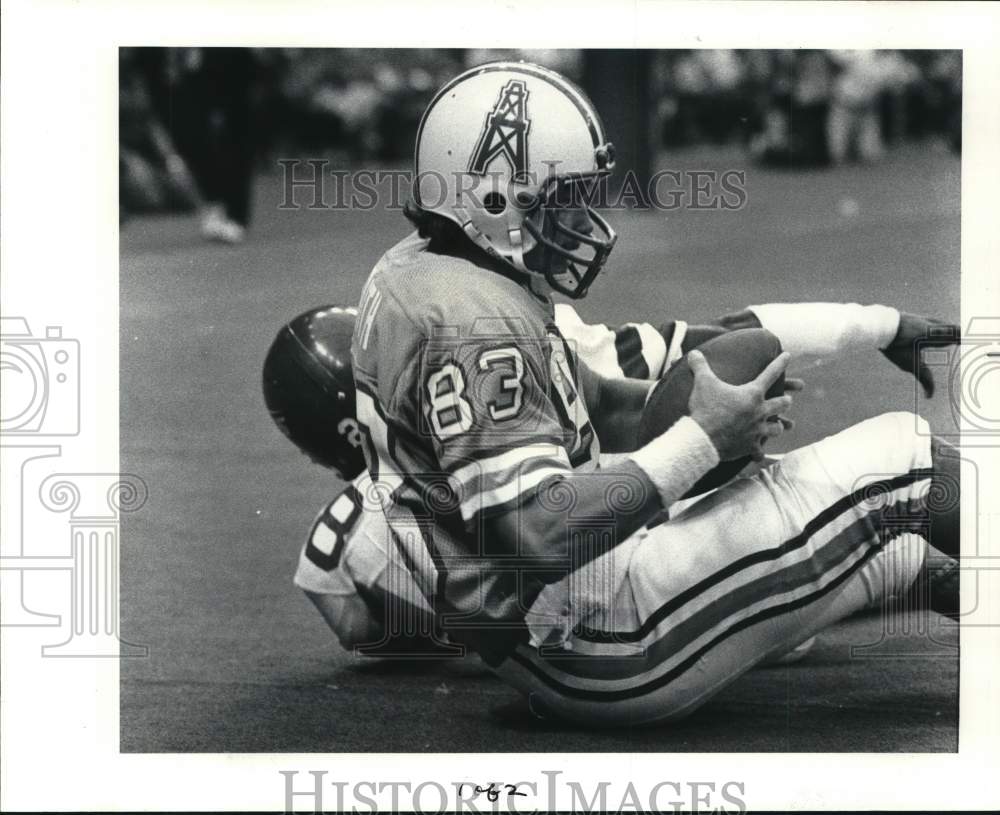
top-left (512, 540), bottom-right (882, 700)
top-left (576, 468), bottom-right (933, 644)
top-left (508, 469), bottom-right (931, 699)
top-left (525, 492), bottom-right (924, 683)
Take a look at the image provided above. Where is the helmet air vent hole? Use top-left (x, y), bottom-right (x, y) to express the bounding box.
top-left (483, 191), bottom-right (507, 215)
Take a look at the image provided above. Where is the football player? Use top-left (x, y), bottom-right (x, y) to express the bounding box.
top-left (350, 60), bottom-right (962, 725)
top-left (263, 305), bottom-right (440, 653)
top-left (265, 302), bottom-right (958, 657)
top-left (264, 302), bottom-right (739, 653)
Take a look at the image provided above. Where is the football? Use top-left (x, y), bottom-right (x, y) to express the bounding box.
top-left (637, 328), bottom-right (785, 498)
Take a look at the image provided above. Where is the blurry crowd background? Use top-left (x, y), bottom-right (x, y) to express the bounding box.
top-left (120, 47), bottom-right (962, 237)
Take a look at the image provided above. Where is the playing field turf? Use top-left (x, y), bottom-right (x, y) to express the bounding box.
top-left (120, 144), bottom-right (960, 752)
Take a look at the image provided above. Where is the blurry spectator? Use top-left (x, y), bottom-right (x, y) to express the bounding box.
top-left (119, 49), bottom-right (200, 221)
top-left (658, 50), bottom-right (769, 148)
top-left (278, 49), bottom-right (463, 162)
top-left (670, 51), bottom-right (743, 145)
top-left (827, 50), bottom-right (917, 164)
top-left (119, 46), bottom-right (962, 227)
top-left (749, 50), bottom-right (832, 166)
top-left (746, 49), bottom-right (945, 168)
top-left (168, 48), bottom-right (261, 243)
top-left (903, 50), bottom-right (962, 151)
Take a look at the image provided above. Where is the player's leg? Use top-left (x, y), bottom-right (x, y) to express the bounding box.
top-left (928, 436), bottom-right (961, 558)
top-left (494, 411), bottom-right (944, 726)
top-left (497, 542), bottom-right (927, 726)
top-left (858, 105), bottom-right (885, 162)
top-left (895, 436), bottom-right (962, 621)
top-left (923, 549), bottom-right (961, 620)
top-left (827, 102), bottom-right (851, 164)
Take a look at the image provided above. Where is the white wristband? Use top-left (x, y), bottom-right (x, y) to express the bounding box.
top-left (627, 416), bottom-right (720, 508)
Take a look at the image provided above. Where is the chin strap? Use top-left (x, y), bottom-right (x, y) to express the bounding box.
top-left (454, 204), bottom-right (539, 280)
top-left (455, 206), bottom-right (493, 254)
top-left (506, 216), bottom-right (529, 274)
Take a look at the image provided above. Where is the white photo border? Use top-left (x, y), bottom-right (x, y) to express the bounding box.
top-left (2, 0), bottom-right (998, 810)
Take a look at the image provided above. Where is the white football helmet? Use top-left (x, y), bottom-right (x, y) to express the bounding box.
top-left (413, 61), bottom-right (617, 298)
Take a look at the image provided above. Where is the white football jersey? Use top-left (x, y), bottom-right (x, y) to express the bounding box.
top-left (293, 474), bottom-right (433, 629)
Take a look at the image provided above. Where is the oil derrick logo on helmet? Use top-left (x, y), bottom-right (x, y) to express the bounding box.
top-left (413, 62), bottom-right (617, 299)
top-left (468, 79), bottom-right (530, 183)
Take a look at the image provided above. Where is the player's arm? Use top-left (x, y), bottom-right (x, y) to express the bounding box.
top-left (294, 502), bottom-right (382, 650)
top-left (418, 338), bottom-right (665, 569)
top-left (294, 485), bottom-right (446, 652)
top-left (295, 540), bottom-right (384, 651)
top-left (715, 303), bottom-right (960, 396)
top-left (554, 302), bottom-right (684, 380)
top-left (642, 308), bottom-right (907, 370)
top-left (301, 575), bottom-right (443, 653)
top-left (555, 300), bottom-right (948, 394)
top-left (713, 303), bottom-right (901, 359)
top-left (298, 545), bottom-right (443, 652)
top-left (409, 324), bottom-right (790, 576)
top-left (482, 352), bottom-right (793, 575)
top-left (621, 301), bottom-right (930, 385)
top-left (576, 360), bottom-right (652, 453)
top-left (302, 589), bottom-right (385, 650)
top-left (293, 486), bottom-right (417, 651)
top-left (675, 304), bottom-right (905, 362)
top-left (553, 303), bottom-right (739, 383)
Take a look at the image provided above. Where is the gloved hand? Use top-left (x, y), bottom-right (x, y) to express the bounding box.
top-left (881, 312), bottom-right (960, 398)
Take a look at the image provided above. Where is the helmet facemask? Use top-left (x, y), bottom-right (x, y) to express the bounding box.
top-left (520, 169), bottom-right (617, 299)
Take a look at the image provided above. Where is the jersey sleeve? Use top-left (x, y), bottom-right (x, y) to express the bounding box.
top-left (293, 481), bottom-right (367, 596)
top-left (293, 478), bottom-right (434, 647)
top-left (553, 302), bottom-right (684, 380)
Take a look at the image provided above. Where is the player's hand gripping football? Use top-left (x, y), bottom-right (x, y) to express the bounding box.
top-left (687, 349), bottom-right (796, 462)
top-left (881, 312), bottom-right (960, 398)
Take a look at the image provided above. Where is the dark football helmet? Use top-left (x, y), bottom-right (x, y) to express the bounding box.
top-left (262, 305), bottom-right (366, 480)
